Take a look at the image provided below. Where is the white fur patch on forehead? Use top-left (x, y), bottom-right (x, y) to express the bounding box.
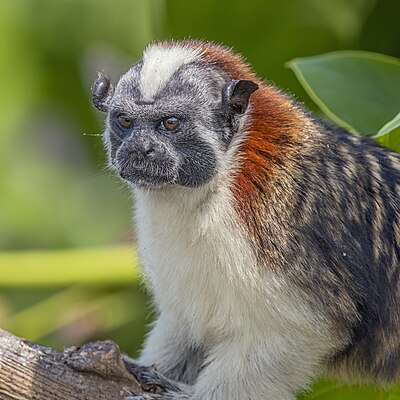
top-left (139, 43), bottom-right (202, 101)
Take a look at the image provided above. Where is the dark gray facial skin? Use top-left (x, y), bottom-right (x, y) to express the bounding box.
top-left (92, 61), bottom-right (258, 189)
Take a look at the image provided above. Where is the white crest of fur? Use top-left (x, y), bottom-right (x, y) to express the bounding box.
top-left (139, 43), bottom-right (202, 101)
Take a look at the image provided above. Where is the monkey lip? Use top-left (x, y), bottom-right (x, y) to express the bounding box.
top-left (118, 165), bottom-right (176, 188)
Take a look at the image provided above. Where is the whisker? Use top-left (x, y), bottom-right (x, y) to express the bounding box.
top-left (83, 132), bottom-right (102, 137)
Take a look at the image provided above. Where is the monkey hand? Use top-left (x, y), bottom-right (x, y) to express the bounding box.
top-left (124, 361), bottom-right (191, 399)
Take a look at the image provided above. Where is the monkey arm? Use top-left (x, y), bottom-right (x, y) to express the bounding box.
top-left (128, 328), bottom-right (333, 400)
top-left (135, 313), bottom-right (204, 385)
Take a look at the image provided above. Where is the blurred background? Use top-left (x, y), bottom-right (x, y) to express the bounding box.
top-left (0, 0), bottom-right (399, 361)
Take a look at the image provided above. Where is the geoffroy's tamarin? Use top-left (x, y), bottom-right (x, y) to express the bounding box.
top-left (92, 40), bottom-right (400, 400)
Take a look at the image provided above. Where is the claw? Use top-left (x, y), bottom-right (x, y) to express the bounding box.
top-left (123, 359), bottom-right (184, 396)
top-left (124, 392), bottom-right (160, 400)
top-left (141, 382), bottom-right (163, 394)
top-left (123, 361), bottom-right (165, 394)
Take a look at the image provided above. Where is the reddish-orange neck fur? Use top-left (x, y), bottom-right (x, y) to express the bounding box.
top-left (195, 41), bottom-right (305, 220)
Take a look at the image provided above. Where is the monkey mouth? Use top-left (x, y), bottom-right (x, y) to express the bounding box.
top-left (117, 164), bottom-right (177, 188)
top-left (114, 147), bottom-right (179, 188)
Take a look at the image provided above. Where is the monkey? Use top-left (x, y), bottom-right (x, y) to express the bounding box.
top-left (91, 39), bottom-right (400, 400)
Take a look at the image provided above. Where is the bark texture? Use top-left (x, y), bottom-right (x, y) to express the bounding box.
top-left (0, 329), bottom-right (142, 400)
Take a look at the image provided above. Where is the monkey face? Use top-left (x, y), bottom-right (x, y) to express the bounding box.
top-left (92, 43), bottom-right (257, 189)
top-left (105, 99), bottom-right (219, 189)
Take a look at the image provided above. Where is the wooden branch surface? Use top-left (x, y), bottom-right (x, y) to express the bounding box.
top-left (0, 329), bottom-right (142, 400)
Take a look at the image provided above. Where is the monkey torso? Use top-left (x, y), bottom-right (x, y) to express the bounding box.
top-left (134, 115), bottom-right (400, 385)
top-left (134, 162), bottom-right (340, 393)
top-left (286, 125), bottom-right (400, 384)
top-left (98, 40), bottom-right (400, 396)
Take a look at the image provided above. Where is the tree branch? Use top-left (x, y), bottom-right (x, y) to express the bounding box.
top-left (0, 329), bottom-right (142, 399)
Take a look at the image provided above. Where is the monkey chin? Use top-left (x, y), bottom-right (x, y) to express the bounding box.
top-left (118, 168), bottom-right (177, 190)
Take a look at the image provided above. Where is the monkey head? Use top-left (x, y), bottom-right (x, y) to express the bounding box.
top-left (92, 42), bottom-right (258, 189)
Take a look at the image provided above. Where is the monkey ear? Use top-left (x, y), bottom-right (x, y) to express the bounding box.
top-left (91, 72), bottom-right (114, 112)
top-left (221, 80), bottom-right (258, 117)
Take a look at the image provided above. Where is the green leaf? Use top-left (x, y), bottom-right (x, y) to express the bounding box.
top-left (287, 51), bottom-right (400, 135)
top-left (373, 113), bottom-right (400, 152)
top-left (299, 379), bottom-right (397, 400)
top-left (374, 112), bottom-right (400, 138)
top-left (0, 245), bottom-right (138, 286)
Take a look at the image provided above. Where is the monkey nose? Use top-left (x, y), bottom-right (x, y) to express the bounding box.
top-left (144, 146), bottom-right (155, 157)
top-left (126, 137), bottom-right (157, 160)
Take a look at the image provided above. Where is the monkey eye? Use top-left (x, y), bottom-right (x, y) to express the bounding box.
top-left (116, 113), bottom-right (133, 129)
top-left (162, 117), bottom-right (180, 131)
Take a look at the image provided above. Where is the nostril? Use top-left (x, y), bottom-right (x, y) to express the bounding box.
top-left (145, 148), bottom-right (155, 156)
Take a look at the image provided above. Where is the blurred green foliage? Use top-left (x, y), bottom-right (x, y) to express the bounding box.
top-left (288, 51), bottom-right (400, 136)
top-left (1, 0), bottom-right (400, 398)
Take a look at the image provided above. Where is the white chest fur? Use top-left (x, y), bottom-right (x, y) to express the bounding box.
top-left (134, 184), bottom-right (260, 342)
top-left (133, 184), bottom-right (330, 347)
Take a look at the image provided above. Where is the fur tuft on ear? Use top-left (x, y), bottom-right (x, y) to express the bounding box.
top-left (222, 80), bottom-right (258, 117)
top-left (92, 72), bottom-right (114, 112)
